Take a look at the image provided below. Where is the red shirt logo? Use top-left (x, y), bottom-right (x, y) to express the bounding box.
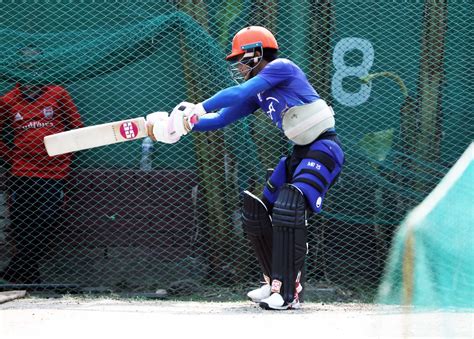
top-left (42, 106), bottom-right (54, 119)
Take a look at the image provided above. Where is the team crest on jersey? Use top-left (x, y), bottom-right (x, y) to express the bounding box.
top-left (14, 112), bottom-right (23, 121)
top-left (42, 106), bottom-right (54, 119)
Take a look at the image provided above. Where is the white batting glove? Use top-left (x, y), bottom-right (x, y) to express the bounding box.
top-left (146, 111), bottom-right (180, 144)
top-left (172, 101), bottom-right (207, 132)
top-left (146, 111), bottom-right (168, 126)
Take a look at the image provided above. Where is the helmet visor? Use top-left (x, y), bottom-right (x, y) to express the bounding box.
top-left (228, 47), bottom-right (263, 84)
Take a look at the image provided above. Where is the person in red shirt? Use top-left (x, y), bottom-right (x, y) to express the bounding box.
top-left (0, 47), bottom-right (83, 284)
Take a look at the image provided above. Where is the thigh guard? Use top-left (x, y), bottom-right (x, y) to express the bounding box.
top-left (292, 139), bottom-right (344, 213)
top-left (241, 190), bottom-right (273, 278)
top-left (271, 184), bottom-right (307, 303)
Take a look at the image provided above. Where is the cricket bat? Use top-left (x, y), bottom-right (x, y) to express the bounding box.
top-left (44, 117), bottom-right (148, 156)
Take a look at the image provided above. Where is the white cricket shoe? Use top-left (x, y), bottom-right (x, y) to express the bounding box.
top-left (247, 283), bottom-right (271, 303)
top-left (259, 293), bottom-right (301, 310)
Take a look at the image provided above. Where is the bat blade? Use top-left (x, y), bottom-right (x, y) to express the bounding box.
top-left (44, 117), bottom-right (147, 156)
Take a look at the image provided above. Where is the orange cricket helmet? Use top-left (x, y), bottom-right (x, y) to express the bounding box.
top-left (226, 26), bottom-right (278, 61)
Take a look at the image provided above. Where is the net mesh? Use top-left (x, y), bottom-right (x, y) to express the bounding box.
top-left (0, 0), bottom-right (472, 301)
top-left (378, 143), bottom-right (474, 308)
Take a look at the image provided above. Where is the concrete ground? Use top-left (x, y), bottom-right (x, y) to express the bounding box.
top-left (1, 297), bottom-right (473, 339)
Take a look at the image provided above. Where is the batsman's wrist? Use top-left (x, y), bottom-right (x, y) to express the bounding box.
top-left (183, 118), bottom-right (193, 133)
top-left (194, 102), bottom-right (207, 117)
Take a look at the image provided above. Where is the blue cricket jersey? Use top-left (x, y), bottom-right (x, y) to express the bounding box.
top-left (194, 58), bottom-right (321, 131)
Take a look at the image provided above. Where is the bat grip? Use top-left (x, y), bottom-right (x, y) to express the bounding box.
top-left (189, 114), bottom-right (199, 125)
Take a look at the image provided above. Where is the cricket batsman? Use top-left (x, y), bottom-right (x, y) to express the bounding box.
top-left (146, 26), bottom-right (344, 310)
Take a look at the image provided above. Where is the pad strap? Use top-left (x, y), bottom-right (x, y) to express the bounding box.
top-left (305, 150), bottom-right (336, 172)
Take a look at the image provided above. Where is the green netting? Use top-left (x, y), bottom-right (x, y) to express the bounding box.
top-left (0, 1), bottom-right (472, 300)
top-left (378, 143), bottom-right (474, 308)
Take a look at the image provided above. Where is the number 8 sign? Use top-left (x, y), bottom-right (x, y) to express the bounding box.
top-left (332, 38), bottom-right (375, 107)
